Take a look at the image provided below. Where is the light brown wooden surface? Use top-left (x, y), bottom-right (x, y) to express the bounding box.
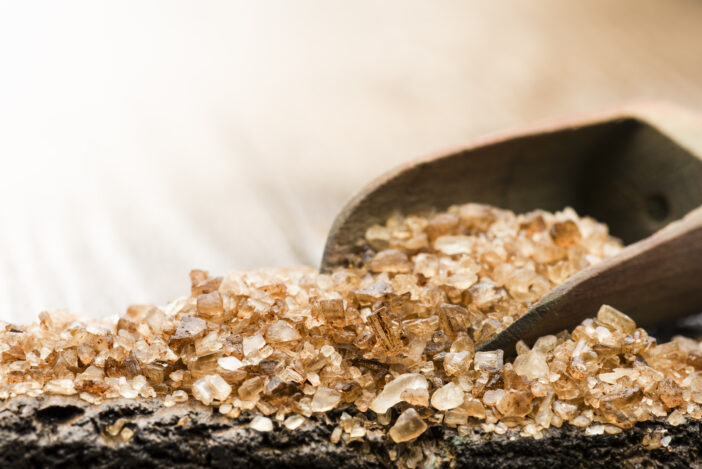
top-left (0, 0), bottom-right (701, 323)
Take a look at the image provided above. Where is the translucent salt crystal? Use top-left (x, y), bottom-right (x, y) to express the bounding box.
top-left (218, 403), bottom-right (233, 414)
top-left (400, 387), bottom-right (429, 407)
top-left (434, 235), bottom-right (472, 255)
top-left (284, 414), bottom-right (305, 430)
top-left (192, 374), bottom-right (231, 405)
top-left (603, 425), bottom-right (622, 434)
top-left (369, 249), bottom-right (412, 274)
top-left (571, 414), bottom-right (591, 427)
top-left (119, 382), bottom-right (138, 399)
top-left (552, 400), bottom-right (577, 420)
top-left (350, 425), bottom-right (366, 438)
top-left (667, 409), bottom-right (686, 426)
top-left (431, 382), bottom-right (464, 410)
top-left (444, 272), bottom-right (478, 290)
top-left (388, 408), bottom-right (428, 443)
top-left (196, 291), bottom-right (224, 319)
top-left (370, 373), bottom-right (428, 414)
top-left (354, 280), bottom-right (391, 304)
top-left (482, 389), bottom-right (505, 406)
top-left (593, 326), bottom-right (617, 347)
top-left (169, 315), bottom-right (207, 346)
top-left (532, 335), bottom-right (557, 353)
top-left (218, 356), bottom-right (243, 371)
top-left (192, 378), bottom-right (214, 405)
top-left (172, 390), bottom-right (188, 402)
top-left (426, 212), bottom-right (458, 239)
top-left (468, 278), bottom-right (501, 308)
top-left (474, 350), bottom-right (503, 373)
top-left (412, 253), bottom-right (439, 278)
top-left (496, 390), bottom-right (533, 417)
top-left (120, 427), bottom-right (134, 441)
top-left (444, 408), bottom-right (469, 426)
top-left (265, 320), bottom-right (301, 342)
top-left (105, 418), bottom-right (127, 436)
top-left (513, 350), bottom-right (549, 380)
top-left (367, 307), bottom-right (401, 351)
top-left (365, 225), bottom-right (391, 250)
top-left (596, 305), bottom-right (636, 333)
top-left (44, 379), bottom-right (77, 396)
top-left (238, 376), bottom-right (265, 401)
top-left (250, 415), bottom-right (273, 432)
top-left (550, 220), bottom-right (582, 247)
top-left (584, 424), bottom-right (604, 436)
top-left (598, 368), bottom-right (638, 385)
top-left (243, 333), bottom-right (266, 356)
top-left (330, 426), bottom-right (342, 443)
top-left (311, 387), bottom-right (341, 412)
top-left (312, 298), bottom-right (345, 324)
top-left (461, 397), bottom-right (485, 419)
top-left (77, 344), bottom-right (96, 365)
top-left (535, 392), bottom-right (554, 429)
top-left (208, 374), bottom-right (232, 401)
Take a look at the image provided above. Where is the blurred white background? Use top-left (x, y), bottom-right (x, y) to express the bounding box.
top-left (1, 0), bottom-right (701, 323)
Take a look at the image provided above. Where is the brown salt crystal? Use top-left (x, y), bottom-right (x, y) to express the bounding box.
top-left (425, 212), bottom-right (459, 241)
top-left (502, 364), bottom-right (529, 391)
top-left (434, 235), bottom-right (473, 255)
top-left (113, 420), bottom-right (137, 439)
top-left (444, 351), bottom-right (473, 376)
top-left (311, 387), bottom-right (341, 412)
top-left (535, 392), bottom-right (554, 428)
top-left (370, 373), bottom-right (428, 414)
top-left (552, 400), bottom-right (578, 420)
top-left (169, 316), bottom-right (208, 348)
top-left (196, 292), bottom-right (224, 319)
top-left (667, 409), bottom-right (686, 426)
top-left (519, 214), bottom-right (546, 236)
top-left (142, 360), bottom-right (172, 384)
top-left (550, 220), bottom-right (581, 247)
top-left (401, 387), bottom-right (430, 407)
top-left (461, 397), bottom-right (486, 419)
top-left (474, 350), bottom-right (503, 373)
top-left (658, 378), bottom-right (685, 408)
top-left (496, 390), bottom-right (533, 418)
top-left (369, 249), bottom-right (412, 274)
top-left (76, 344), bottom-right (96, 366)
top-left (265, 320), bottom-right (301, 343)
top-left (250, 415), bottom-right (273, 432)
top-left (354, 280), bottom-right (392, 304)
top-left (388, 408), bottom-right (428, 443)
top-left (438, 303), bottom-right (469, 337)
top-left (312, 298), bottom-right (346, 324)
top-left (403, 316), bottom-right (440, 339)
top-left (367, 307), bottom-right (401, 352)
top-left (596, 305), bottom-right (636, 333)
top-left (513, 350), bottom-right (549, 381)
top-left (431, 382), bottom-right (465, 410)
top-left (238, 376), bottom-right (265, 401)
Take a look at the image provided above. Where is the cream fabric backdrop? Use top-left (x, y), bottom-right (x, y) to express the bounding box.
top-left (1, 0), bottom-right (701, 323)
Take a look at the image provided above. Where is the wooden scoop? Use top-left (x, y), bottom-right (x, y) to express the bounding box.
top-left (321, 103), bottom-right (702, 354)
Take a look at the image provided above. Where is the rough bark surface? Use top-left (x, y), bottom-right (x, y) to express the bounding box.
top-left (1, 394), bottom-right (701, 468)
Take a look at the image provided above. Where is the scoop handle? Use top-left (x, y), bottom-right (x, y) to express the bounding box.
top-left (478, 205), bottom-right (702, 354)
